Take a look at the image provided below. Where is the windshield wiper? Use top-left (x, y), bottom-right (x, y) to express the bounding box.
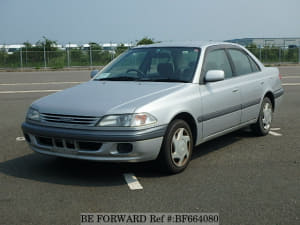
top-left (95, 76), bottom-right (140, 81)
top-left (149, 78), bottom-right (188, 83)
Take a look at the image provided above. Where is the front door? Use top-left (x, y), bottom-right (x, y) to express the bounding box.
top-left (199, 48), bottom-right (242, 137)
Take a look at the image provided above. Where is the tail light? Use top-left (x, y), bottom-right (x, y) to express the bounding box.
top-left (279, 73), bottom-right (282, 80)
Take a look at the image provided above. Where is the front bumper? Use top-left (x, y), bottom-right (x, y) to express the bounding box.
top-left (22, 122), bottom-right (166, 162)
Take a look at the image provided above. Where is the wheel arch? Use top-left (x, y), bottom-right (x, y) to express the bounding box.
top-left (170, 112), bottom-right (198, 145)
top-left (263, 91), bottom-right (275, 111)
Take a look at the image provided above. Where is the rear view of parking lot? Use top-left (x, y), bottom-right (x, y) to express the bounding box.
top-left (0, 67), bottom-right (299, 225)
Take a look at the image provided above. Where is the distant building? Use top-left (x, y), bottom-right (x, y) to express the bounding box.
top-left (81, 43), bottom-right (119, 53)
top-left (0, 44), bottom-right (25, 54)
top-left (226, 38), bottom-right (300, 48)
top-left (52, 44), bottom-right (64, 49)
top-left (64, 43), bottom-right (79, 49)
top-left (101, 43), bottom-right (118, 51)
top-left (82, 44), bottom-right (90, 51)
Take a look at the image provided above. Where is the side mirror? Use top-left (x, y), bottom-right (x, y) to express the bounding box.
top-left (205, 70), bottom-right (225, 82)
top-left (90, 70), bottom-right (99, 79)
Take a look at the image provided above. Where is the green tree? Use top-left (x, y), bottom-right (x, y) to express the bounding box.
top-left (246, 43), bottom-right (260, 60)
top-left (285, 48), bottom-right (298, 62)
top-left (23, 41), bottom-right (32, 49)
top-left (36, 36), bottom-right (58, 51)
top-left (136, 37), bottom-right (155, 45)
top-left (69, 49), bottom-right (88, 66)
top-left (88, 42), bottom-right (112, 66)
top-left (89, 42), bottom-right (102, 50)
top-left (115, 43), bottom-right (128, 56)
top-left (34, 37), bottom-right (63, 68)
top-left (0, 45), bottom-right (7, 67)
top-left (261, 46), bottom-right (280, 63)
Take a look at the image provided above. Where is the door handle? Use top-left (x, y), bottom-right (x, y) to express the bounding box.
top-left (261, 81), bottom-right (264, 85)
top-left (232, 89), bottom-right (239, 92)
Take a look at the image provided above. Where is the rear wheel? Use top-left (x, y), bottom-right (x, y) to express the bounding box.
top-left (157, 119), bottom-right (193, 174)
top-left (251, 97), bottom-right (273, 136)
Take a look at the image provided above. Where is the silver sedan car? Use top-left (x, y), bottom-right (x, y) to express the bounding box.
top-left (22, 42), bottom-right (284, 173)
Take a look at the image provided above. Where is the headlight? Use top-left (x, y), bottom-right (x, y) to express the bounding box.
top-left (97, 113), bottom-right (157, 127)
top-left (27, 108), bottom-right (40, 121)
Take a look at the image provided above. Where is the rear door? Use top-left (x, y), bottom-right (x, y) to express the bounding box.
top-left (199, 47), bottom-right (242, 138)
top-left (226, 48), bottom-right (264, 123)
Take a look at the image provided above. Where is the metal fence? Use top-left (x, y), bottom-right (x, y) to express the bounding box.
top-left (0, 46), bottom-right (300, 69)
top-left (0, 49), bottom-right (115, 69)
top-left (247, 46), bottom-right (300, 64)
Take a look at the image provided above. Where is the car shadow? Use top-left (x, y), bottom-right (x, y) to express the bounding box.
top-left (0, 153), bottom-right (126, 187)
top-left (0, 128), bottom-right (257, 187)
top-left (192, 128), bottom-right (257, 159)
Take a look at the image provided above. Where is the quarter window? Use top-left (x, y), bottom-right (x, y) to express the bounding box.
top-left (203, 49), bottom-right (233, 79)
top-left (228, 49), bottom-right (252, 76)
top-left (248, 55), bottom-right (260, 72)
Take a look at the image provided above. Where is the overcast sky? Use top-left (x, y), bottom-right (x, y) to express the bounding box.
top-left (1, 0), bottom-right (300, 44)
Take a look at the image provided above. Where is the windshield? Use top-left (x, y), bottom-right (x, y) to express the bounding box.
top-left (93, 47), bottom-right (201, 83)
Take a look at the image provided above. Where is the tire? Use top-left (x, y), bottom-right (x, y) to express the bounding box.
top-left (157, 119), bottom-right (193, 174)
top-left (251, 97), bottom-right (273, 136)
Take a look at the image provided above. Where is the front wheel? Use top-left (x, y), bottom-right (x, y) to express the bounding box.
top-left (157, 119), bottom-right (193, 174)
top-left (251, 97), bottom-right (273, 136)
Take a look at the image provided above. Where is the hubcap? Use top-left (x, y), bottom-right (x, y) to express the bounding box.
top-left (171, 128), bottom-right (191, 167)
top-left (262, 102), bottom-right (272, 130)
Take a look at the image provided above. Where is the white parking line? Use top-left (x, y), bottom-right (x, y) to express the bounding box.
top-left (269, 128), bottom-right (282, 136)
top-left (123, 173), bottom-right (143, 190)
top-left (269, 131), bottom-right (282, 136)
top-left (16, 137), bottom-right (25, 141)
top-left (0, 90), bottom-right (61, 94)
top-left (282, 83), bottom-right (300, 86)
top-left (0, 81), bottom-right (84, 86)
top-left (270, 128), bottom-right (281, 131)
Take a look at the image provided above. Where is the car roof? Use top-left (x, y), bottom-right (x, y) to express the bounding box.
top-left (133, 41), bottom-right (240, 49)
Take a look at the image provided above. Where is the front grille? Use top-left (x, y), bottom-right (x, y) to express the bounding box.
top-left (36, 136), bottom-right (102, 151)
top-left (40, 113), bottom-right (99, 126)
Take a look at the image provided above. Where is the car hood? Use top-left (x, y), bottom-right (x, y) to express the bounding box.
top-left (32, 81), bottom-right (186, 117)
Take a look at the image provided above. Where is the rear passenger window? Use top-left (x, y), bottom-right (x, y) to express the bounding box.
top-left (228, 49), bottom-right (252, 76)
top-left (204, 49), bottom-right (232, 79)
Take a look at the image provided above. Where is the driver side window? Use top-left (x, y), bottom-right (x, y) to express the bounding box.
top-left (108, 51), bottom-right (147, 75)
top-left (204, 49), bottom-right (233, 79)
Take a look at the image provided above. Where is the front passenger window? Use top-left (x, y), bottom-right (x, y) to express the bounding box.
top-left (204, 49), bottom-right (233, 79)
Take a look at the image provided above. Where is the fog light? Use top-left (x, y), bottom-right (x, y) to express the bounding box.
top-left (24, 134), bottom-right (31, 143)
top-left (117, 143), bottom-right (133, 153)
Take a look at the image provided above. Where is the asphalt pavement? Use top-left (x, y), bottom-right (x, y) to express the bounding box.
top-left (0, 67), bottom-right (299, 225)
